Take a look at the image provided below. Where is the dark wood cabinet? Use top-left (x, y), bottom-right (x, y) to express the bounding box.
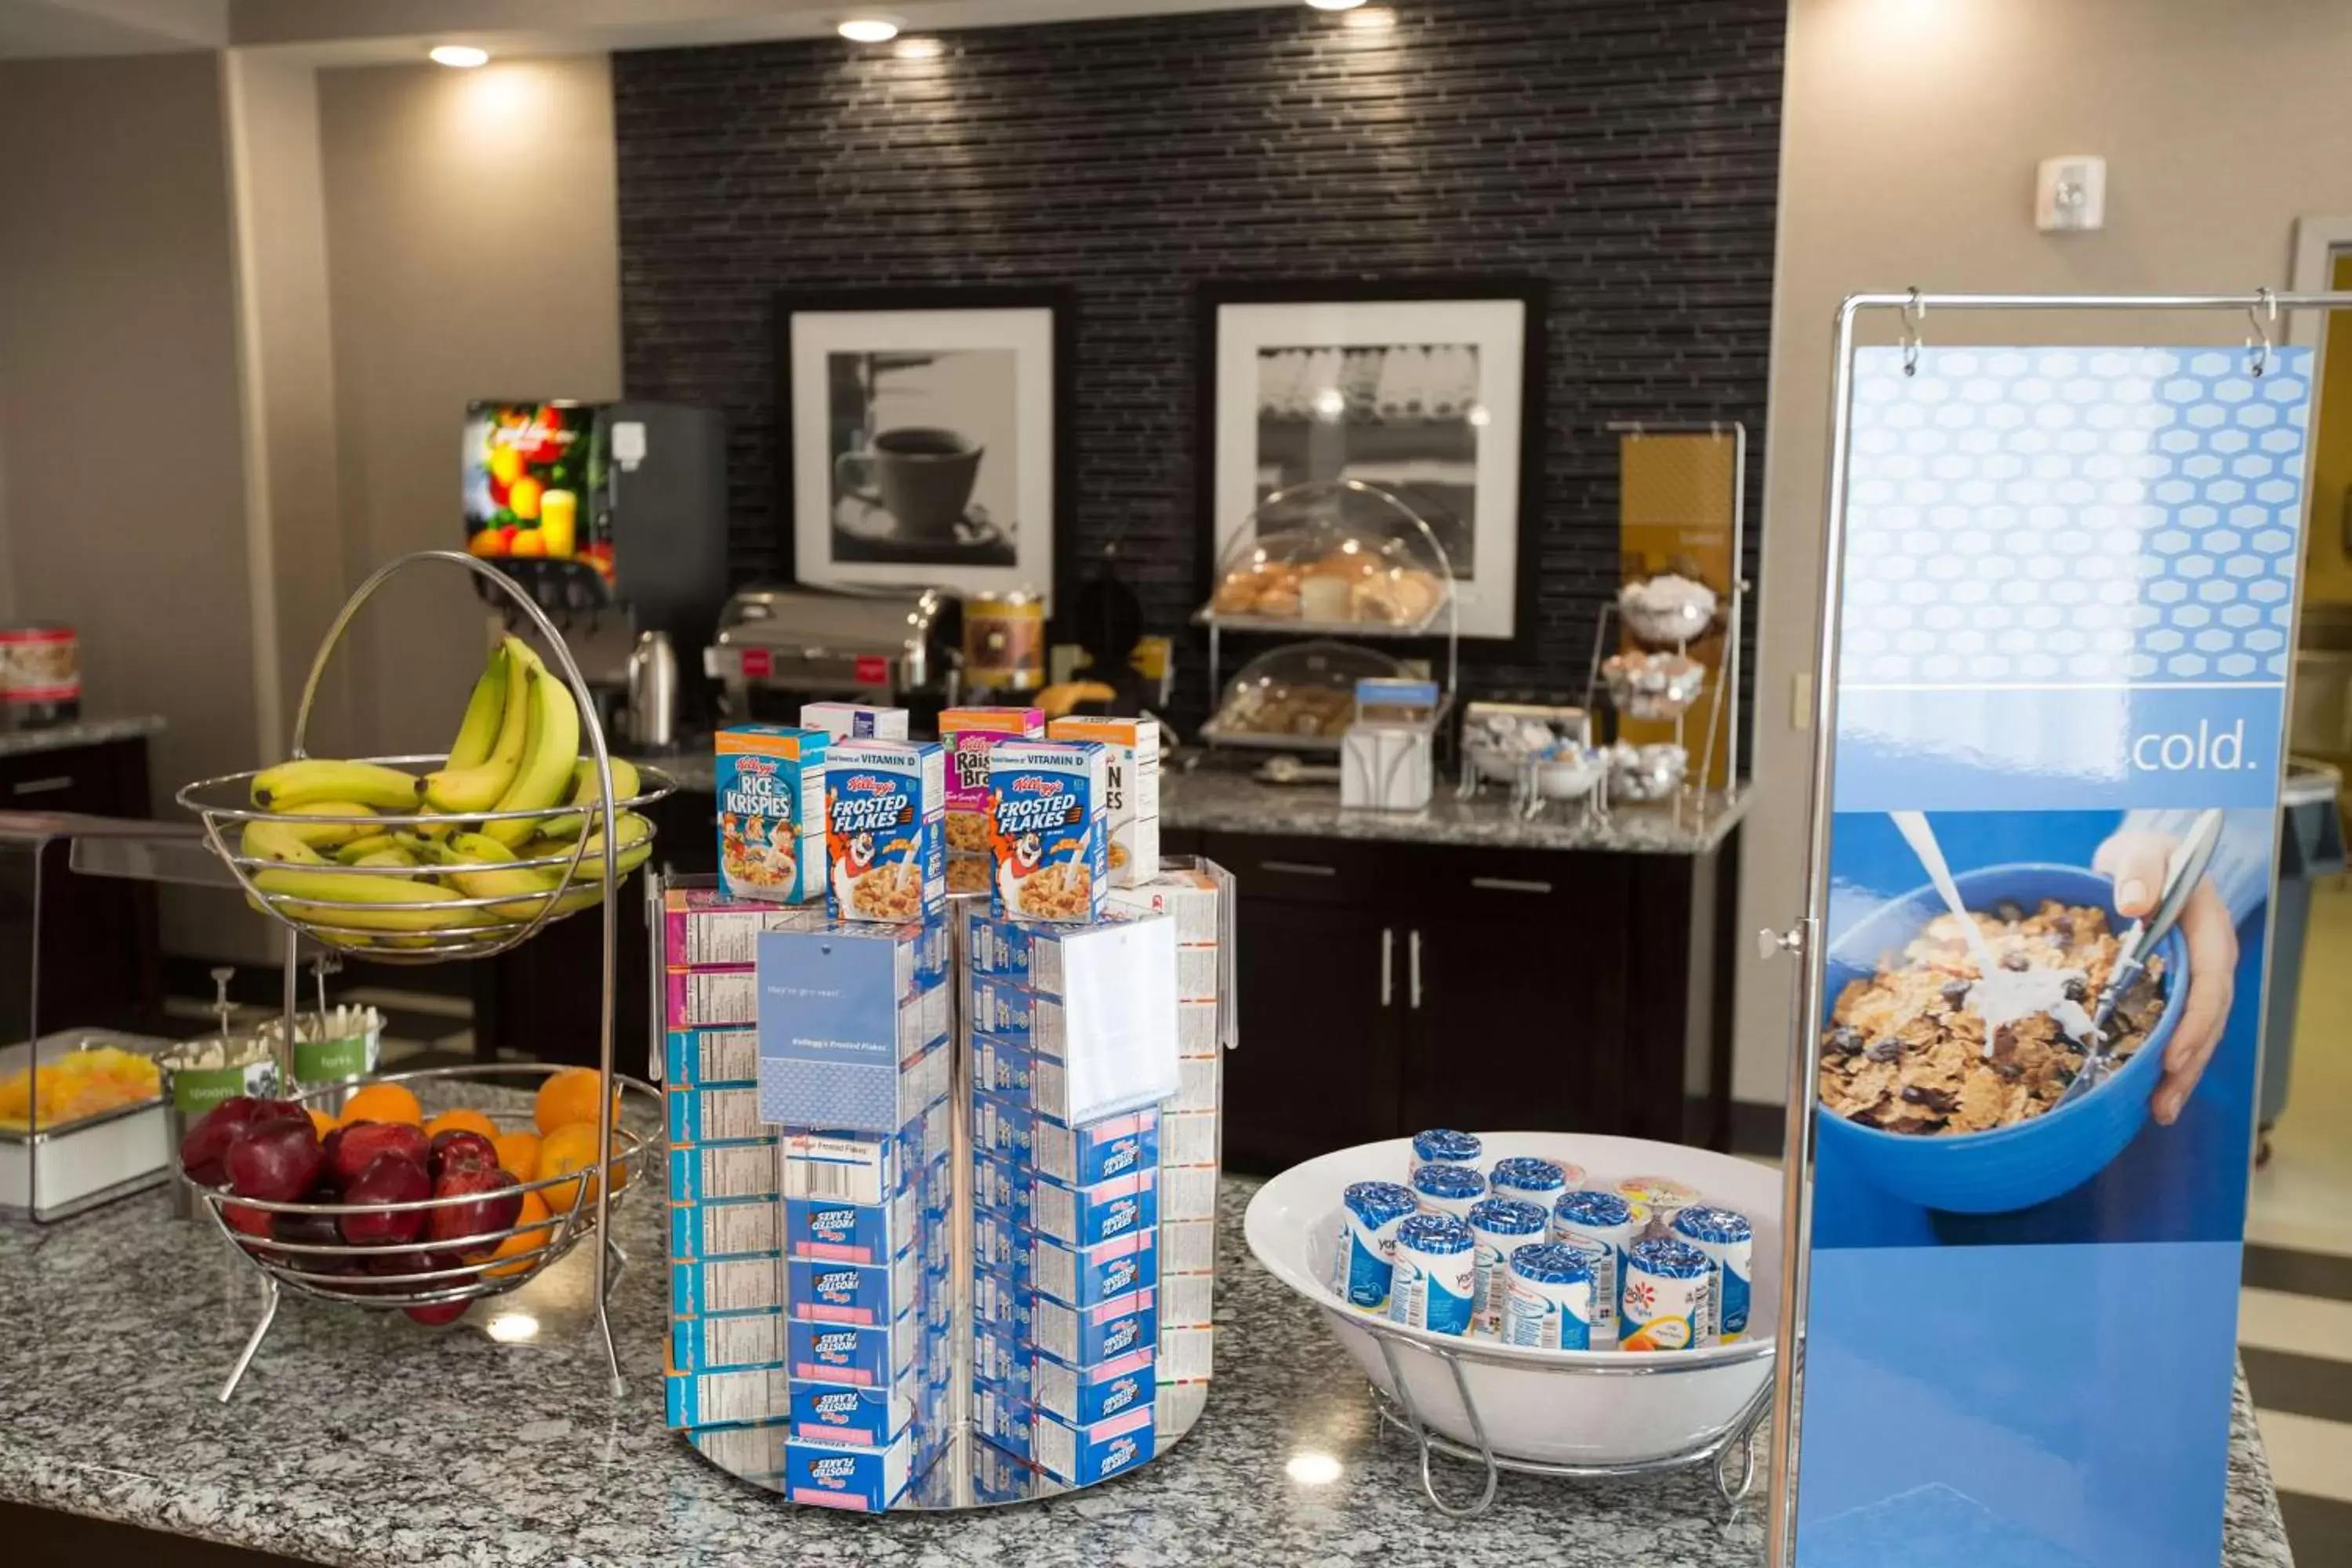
top-left (0, 737), bottom-right (164, 1038)
top-left (1200, 825), bottom-right (1739, 1175)
top-left (1222, 887), bottom-right (1399, 1173)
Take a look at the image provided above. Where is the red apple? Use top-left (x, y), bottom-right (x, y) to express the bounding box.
top-left (225, 1118), bottom-right (324, 1203)
top-left (428, 1167), bottom-right (522, 1258)
top-left (329, 1120), bottom-right (428, 1190)
top-left (268, 1210), bottom-right (353, 1276)
top-left (428, 1129), bottom-right (499, 1181)
top-left (180, 1097), bottom-right (267, 1185)
top-left (223, 1200), bottom-right (274, 1244)
top-left (404, 1299), bottom-right (472, 1327)
top-left (338, 1152), bottom-right (430, 1247)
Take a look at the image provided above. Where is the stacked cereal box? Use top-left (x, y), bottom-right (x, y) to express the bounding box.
top-left (800, 702), bottom-right (909, 742)
top-left (1105, 858), bottom-right (1230, 1425)
top-left (1045, 717), bottom-right (1160, 888)
top-left (757, 919), bottom-right (956, 1509)
top-left (824, 739), bottom-right (946, 924)
top-left (965, 909), bottom-right (1167, 1486)
top-left (664, 881), bottom-right (814, 1438)
top-left (985, 739), bottom-right (1109, 924)
top-left (939, 706), bottom-right (1042, 896)
top-left (716, 726), bottom-right (829, 904)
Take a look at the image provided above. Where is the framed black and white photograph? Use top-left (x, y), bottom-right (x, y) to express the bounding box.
top-left (778, 289), bottom-right (1069, 601)
top-left (1200, 279), bottom-right (1545, 641)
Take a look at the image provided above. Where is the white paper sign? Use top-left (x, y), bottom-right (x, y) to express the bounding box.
top-left (1058, 915), bottom-right (1180, 1123)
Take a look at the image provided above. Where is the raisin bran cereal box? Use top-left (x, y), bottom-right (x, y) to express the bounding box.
top-left (1045, 717), bottom-right (1159, 888)
top-left (941, 706), bottom-right (1044, 895)
top-left (716, 726), bottom-right (829, 904)
top-left (986, 739), bottom-right (1107, 924)
top-left (825, 739), bottom-right (946, 924)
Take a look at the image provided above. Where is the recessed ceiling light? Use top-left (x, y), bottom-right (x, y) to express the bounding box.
top-left (428, 44), bottom-right (490, 67)
top-left (1305, 0), bottom-right (1367, 10)
top-left (837, 16), bottom-right (902, 42)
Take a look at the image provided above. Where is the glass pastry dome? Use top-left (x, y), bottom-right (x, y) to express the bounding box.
top-left (1198, 477), bottom-right (1456, 635)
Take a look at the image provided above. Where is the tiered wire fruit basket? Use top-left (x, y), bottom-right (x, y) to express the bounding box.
top-left (173, 550), bottom-right (673, 1399)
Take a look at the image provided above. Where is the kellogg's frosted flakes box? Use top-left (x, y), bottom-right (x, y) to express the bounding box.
top-left (716, 726), bottom-right (829, 905)
top-left (825, 740), bottom-right (946, 924)
top-left (987, 739), bottom-right (1107, 924)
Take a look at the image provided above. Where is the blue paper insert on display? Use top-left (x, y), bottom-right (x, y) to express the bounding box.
top-left (1791, 343), bottom-right (2310, 1568)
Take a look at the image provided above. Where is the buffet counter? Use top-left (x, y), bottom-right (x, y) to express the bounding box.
top-left (0, 1176), bottom-right (2293, 1566)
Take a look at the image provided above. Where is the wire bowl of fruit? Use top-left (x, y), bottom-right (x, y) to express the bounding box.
top-left (176, 562), bottom-right (675, 961)
top-left (177, 1063), bottom-right (651, 1394)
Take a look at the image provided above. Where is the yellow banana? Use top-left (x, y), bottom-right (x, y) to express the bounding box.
top-left (482, 661), bottom-right (580, 848)
top-left (281, 800), bottom-right (379, 848)
top-left (241, 820), bottom-right (328, 866)
top-left (423, 645), bottom-right (536, 814)
top-left (251, 759), bottom-right (424, 813)
top-left (538, 757), bottom-right (643, 840)
top-left (351, 847), bottom-right (422, 869)
top-left (333, 832), bottom-right (401, 865)
top-left (252, 867), bottom-right (488, 934)
top-left (443, 641), bottom-right (512, 771)
top-left (430, 830), bottom-right (571, 920)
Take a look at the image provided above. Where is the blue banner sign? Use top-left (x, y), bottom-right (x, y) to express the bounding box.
top-left (1794, 345), bottom-right (2311, 1568)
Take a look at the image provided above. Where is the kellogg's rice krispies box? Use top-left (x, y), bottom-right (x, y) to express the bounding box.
top-left (1045, 717), bottom-right (1159, 888)
top-left (825, 739), bottom-right (946, 924)
top-left (716, 726), bottom-right (829, 905)
top-left (941, 706), bottom-right (1044, 894)
top-left (987, 739), bottom-right (1108, 924)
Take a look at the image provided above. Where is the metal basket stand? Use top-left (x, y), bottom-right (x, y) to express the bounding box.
top-left (1354, 1309), bottom-right (1773, 1520)
top-left (176, 550), bottom-right (669, 1399)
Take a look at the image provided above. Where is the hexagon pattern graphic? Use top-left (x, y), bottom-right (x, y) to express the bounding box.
top-left (1838, 347), bottom-right (2309, 688)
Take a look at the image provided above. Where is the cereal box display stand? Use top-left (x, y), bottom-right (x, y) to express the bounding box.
top-left (1196, 478), bottom-right (1460, 753)
top-left (173, 550), bottom-right (677, 1399)
top-left (666, 862), bottom-right (1233, 1511)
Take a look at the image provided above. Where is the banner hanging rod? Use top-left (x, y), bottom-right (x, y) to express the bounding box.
top-left (1842, 289), bottom-right (2352, 312)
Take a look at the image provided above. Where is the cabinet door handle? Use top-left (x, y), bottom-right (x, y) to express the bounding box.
top-left (9, 775), bottom-right (73, 797)
top-left (1410, 929), bottom-right (1423, 1010)
top-left (1261, 859), bottom-right (1337, 878)
top-left (1470, 876), bottom-right (1553, 895)
top-left (1380, 927), bottom-right (1394, 1007)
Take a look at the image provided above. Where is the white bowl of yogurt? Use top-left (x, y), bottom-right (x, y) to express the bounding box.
top-left (1243, 1131), bottom-right (1777, 1467)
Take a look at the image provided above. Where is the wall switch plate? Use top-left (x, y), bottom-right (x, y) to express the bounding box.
top-left (1791, 671), bottom-right (1813, 731)
top-left (2035, 154), bottom-right (2106, 232)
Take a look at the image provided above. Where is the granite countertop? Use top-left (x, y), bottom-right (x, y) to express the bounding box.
top-left (0, 1169), bottom-right (2290, 1566)
top-left (639, 743), bottom-right (1746, 855)
top-left (0, 714), bottom-right (164, 758)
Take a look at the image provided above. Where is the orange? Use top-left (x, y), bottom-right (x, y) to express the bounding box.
top-left (534, 1067), bottom-right (619, 1137)
top-left (339, 1083), bottom-right (423, 1127)
top-left (481, 1191), bottom-right (554, 1278)
top-left (424, 1108), bottom-right (498, 1143)
top-left (536, 1121), bottom-right (630, 1215)
top-left (492, 1129), bottom-right (542, 1182)
top-left (306, 1106), bottom-right (337, 1138)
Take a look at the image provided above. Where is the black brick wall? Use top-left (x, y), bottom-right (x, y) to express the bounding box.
top-left (613, 0), bottom-right (1784, 716)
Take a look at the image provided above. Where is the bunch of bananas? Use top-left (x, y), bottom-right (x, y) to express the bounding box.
top-left (238, 637), bottom-right (652, 948)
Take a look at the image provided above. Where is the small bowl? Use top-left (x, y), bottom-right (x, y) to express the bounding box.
top-left (1244, 1132), bottom-right (1777, 1467)
top-left (1534, 753), bottom-right (1604, 800)
top-left (1813, 864), bottom-right (2186, 1214)
top-left (1610, 744), bottom-right (1687, 801)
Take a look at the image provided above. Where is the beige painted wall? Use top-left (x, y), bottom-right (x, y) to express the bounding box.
top-left (315, 56), bottom-right (623, 757)
top-left (1737, 0), bottom-right (2352, 1105)
top-left (0, 51), bottom-right (271, 957)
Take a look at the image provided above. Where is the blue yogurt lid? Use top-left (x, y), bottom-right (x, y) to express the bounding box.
top-left (1343, 1181), bottom-right (1420, 1228)
top-left (1553, 1189), bottom-right (1635, 1229)
top-left (1670, 1203), bottom-right (1753, 1245)
top-left (1490, 1156), bottom-right (1568, 1195)
top-left (1397, 1212), bottom-right (1475, 1254)
top-left (1468, 1197), bottom-right (1548, 1237)
top-left (1412, 1128), bottom-right (1483, 1165)
top-left (1508, 1241), bottom-right (1594, 1287)
top-left (1412, 1162), bottom-right (1488, 1201)
top-left (1627, 1236), bottom-right (1712, 1279)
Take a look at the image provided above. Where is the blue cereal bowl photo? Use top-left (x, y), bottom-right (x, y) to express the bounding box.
top-left (1813, 863), bottom-right (2187, 1214)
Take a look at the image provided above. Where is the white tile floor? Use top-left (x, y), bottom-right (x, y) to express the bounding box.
top-left (2242, 873), bottom-right (2352, 1554)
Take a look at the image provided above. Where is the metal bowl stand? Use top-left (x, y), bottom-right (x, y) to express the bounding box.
top-left (1353, 1311), bottom-right (1773, 1519)
top-left (179, 550), bottom-right (649, 1399)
